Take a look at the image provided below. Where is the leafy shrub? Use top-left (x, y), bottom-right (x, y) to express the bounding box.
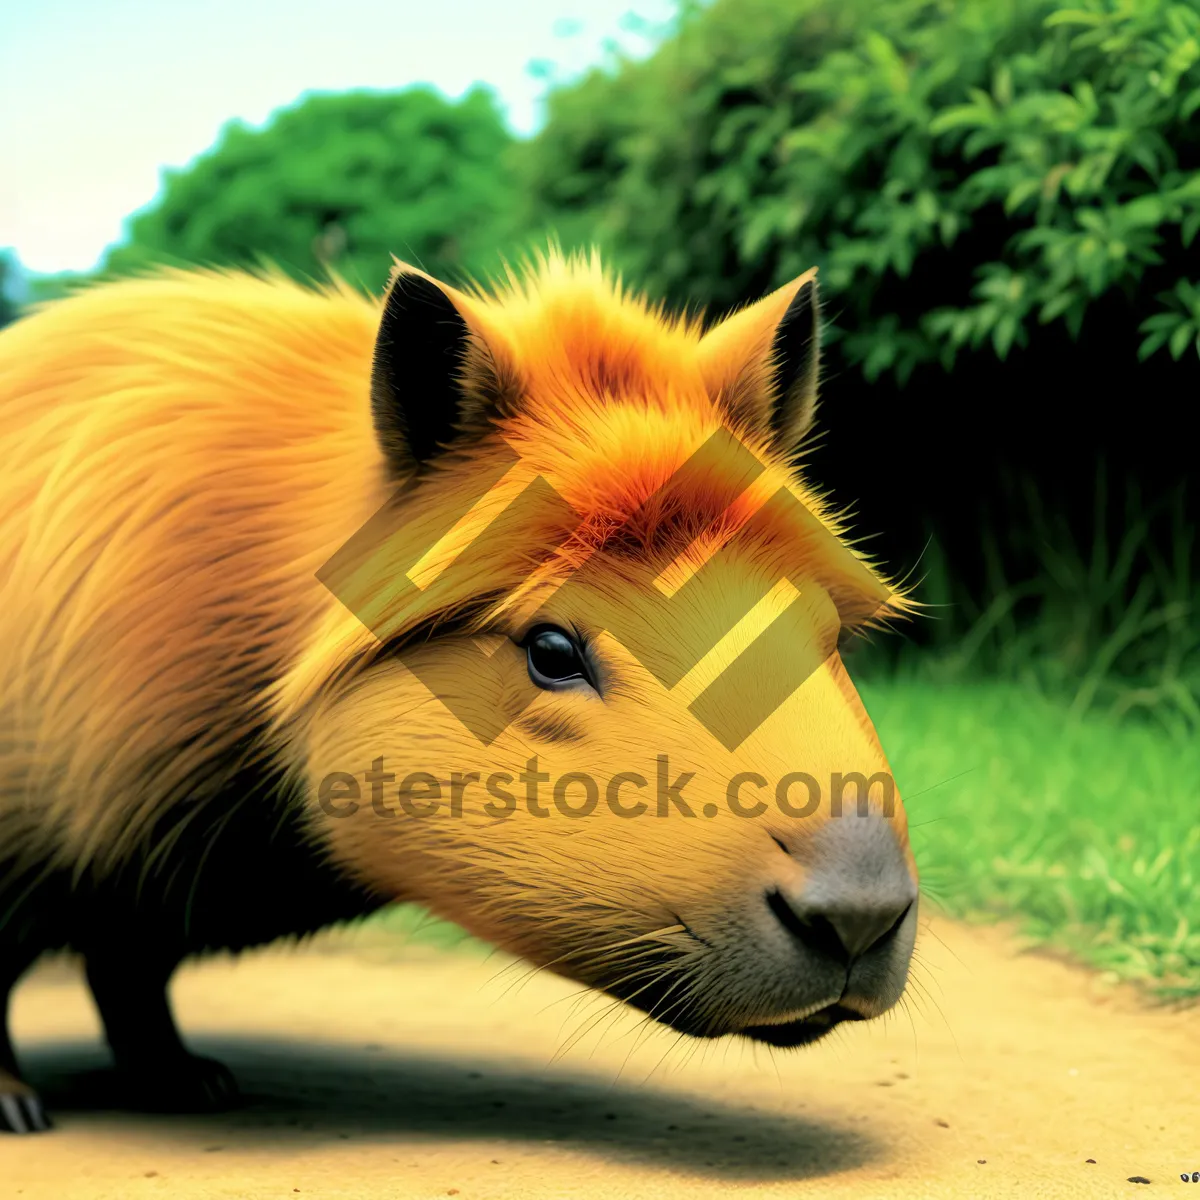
top-left (519, 0), bottom-right (1200, 728)
top-left (521, 0), bottom-right (1200, 382)
top-left (105, 85), bottom-right (518, 293)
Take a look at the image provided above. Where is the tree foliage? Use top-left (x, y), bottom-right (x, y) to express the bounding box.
top-left (105, 85), bottom-right (518, 294)
top-left (521, 0), bottom-right (1200, 382)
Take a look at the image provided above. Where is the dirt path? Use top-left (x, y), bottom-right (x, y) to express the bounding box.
top-left (1, 915), bottom-right (1196, 1199)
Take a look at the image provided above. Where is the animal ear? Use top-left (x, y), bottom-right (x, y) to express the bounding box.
top-left (696, 268), bottom-right (822, 455)
top-left (371, 263), bottom-right (515, 470)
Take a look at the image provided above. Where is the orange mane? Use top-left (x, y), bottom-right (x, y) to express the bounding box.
top-left (292, 250), bottom-right (913, 718)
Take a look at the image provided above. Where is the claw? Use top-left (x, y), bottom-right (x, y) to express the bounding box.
top-left (22, 1095), bottom-right (52, 1132)
top-left (0, 1091), bottom-right (53, 1134)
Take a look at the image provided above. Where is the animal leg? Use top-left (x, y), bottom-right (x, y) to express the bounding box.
top-left (85, 947), bottom-right (239, 1113)
top-left (0, 949), bottom-right (52, 1134)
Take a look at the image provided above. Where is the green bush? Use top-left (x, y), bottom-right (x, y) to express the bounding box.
top-left (521, 0), bottom-right (1200, 382)
top-left (104, 85), bottom-right (518, 294)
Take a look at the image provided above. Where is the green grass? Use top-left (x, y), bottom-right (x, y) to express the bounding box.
top-left (862, 677), bottom-right (1200, 1001)
top-left (838, 473), bottom-right (1198, 1001)
top-left (363, 901), bottom-right (493, 955)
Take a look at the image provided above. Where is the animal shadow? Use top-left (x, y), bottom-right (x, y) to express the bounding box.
top-left (25, 1035), bottom-right (883, 1181)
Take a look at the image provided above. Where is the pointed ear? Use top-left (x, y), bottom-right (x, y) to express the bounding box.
top-left (371, 263), bottom-right (517, 471)
top-left (696, 268), bottom-right (822, 455)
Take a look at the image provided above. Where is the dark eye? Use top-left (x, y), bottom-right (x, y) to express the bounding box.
top-left (523, 625), bottom-right (592, 690)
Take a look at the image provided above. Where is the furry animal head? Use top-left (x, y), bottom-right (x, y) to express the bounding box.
top-left (293, 250), bottom-right (919, 1046)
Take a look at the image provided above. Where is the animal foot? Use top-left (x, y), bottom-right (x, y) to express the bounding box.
top-left (120, 1053), bottom-right (241, 1114)
top-left (0, 1082), bottom-right (52, 1134)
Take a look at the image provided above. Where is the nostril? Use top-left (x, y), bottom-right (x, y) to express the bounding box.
top-left (767, 889), bottom-right (912, 963)
top-left (766, 889), bottom-right (850, 964)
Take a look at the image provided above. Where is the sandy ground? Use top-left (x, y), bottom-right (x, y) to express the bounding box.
top-left (0, 915), bottom-right (1196, 1199)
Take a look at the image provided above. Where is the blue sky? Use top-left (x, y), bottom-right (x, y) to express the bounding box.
top-left (0, 0), bottom-right (675, 274)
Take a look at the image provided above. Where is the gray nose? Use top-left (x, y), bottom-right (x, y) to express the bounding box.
top-left (769, 814), bottom-right (917, 963)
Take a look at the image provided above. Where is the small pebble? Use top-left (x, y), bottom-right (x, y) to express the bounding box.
top-left (935, 1119), bottom-right (950, 1128)
top-left (1086, 1159), bottom-right (1096, 1164)
top-left (447, 1191), bottom-right (460, 1197)
top-left (1128, 1177), bottom-right (1150, 1185)
top-left (977, 1159), bottom-right (986, 1164)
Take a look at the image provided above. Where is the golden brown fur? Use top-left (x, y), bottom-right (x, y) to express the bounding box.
top-left (0, 250), bottom-right (918, 1128)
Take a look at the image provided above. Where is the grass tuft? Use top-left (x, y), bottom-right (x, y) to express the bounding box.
top-left (864, 679), bottom-right (1200, 1001)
